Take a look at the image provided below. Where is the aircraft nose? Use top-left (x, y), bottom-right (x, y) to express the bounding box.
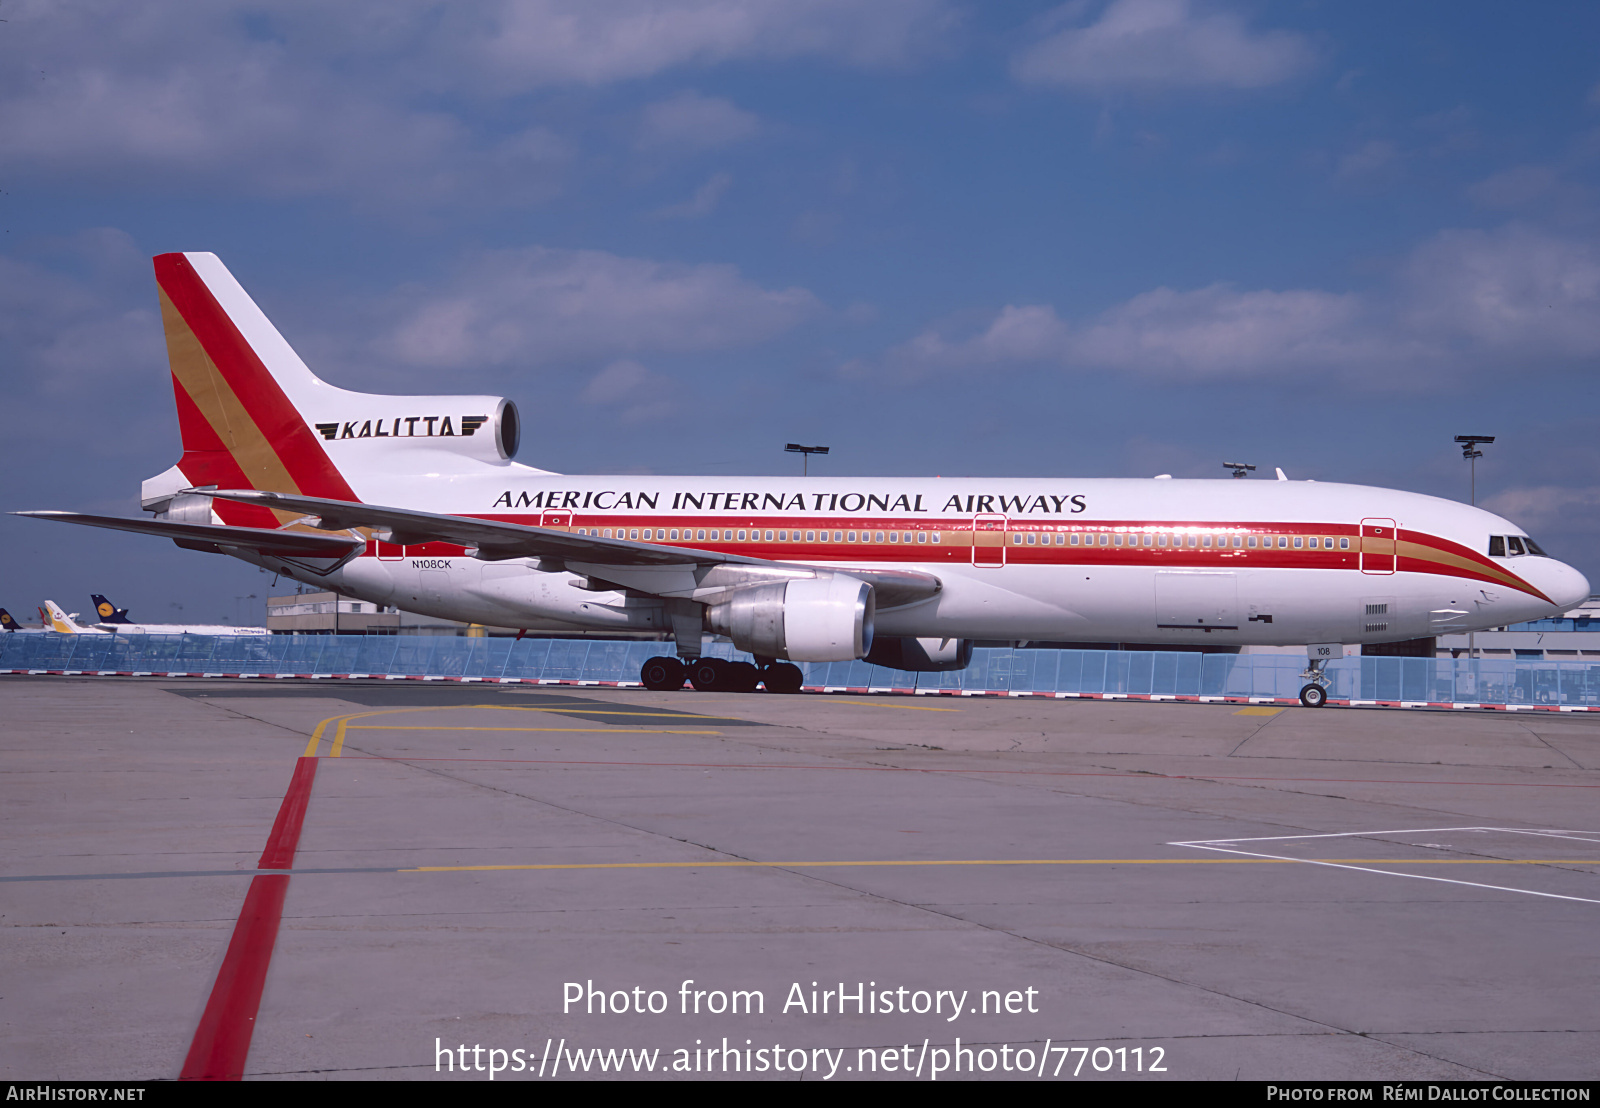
top-left (1539, 560), bottom-right (1591, 612)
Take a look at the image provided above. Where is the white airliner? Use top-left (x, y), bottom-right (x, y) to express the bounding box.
top-left (18, 253), bottom-right (1591, 705)
top-left (87, 593), bottom-right (270, 636)
top-left (39, 600), bottom-right (110, 634)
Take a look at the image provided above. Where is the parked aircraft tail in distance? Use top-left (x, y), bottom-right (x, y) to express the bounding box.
top-left (92, 594), bottom-right (132, 624)
top-left (42, 600), bottom-right (106, 634)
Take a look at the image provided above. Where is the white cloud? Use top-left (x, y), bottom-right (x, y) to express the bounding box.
top-left (1399, 224), bottom-right (1600, 359)
top-left (1466, 164), bottom-right (1591, 219)
top-left (871, 304), bottom-right (1071, 375)
top-left (865, 224), bottom-right (1600, 383)
top-left (1012, 0), bottom-right (1314, 92)
top-left (652, 172), bottom-right (734, 219)
top-left (1481, 485), bottom-right (1600, 552)
top-left (1070, 285), bottom-right (1368, 374)
top-left (637, 93), bottom-right (760, 152)
top-left (381, 245), bottom-right (821, 370)
top-left (0, 0), bottom-right (951, 205)
top-left (0, 2), bottom-right (571, 206)
top-left (579, 359), bottom-right (682, 424)
top-left (1335, 139), bottom-right (1402, 186)
top-left (459, 0), bottom-right (958, 88)
top-left (0, 230), bottom-right (170, 457)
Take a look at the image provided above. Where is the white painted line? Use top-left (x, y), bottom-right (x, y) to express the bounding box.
top-left (1175, 826), bottom-right (1600, 845)
top-left (1170, 826), bottom-right (1600, 906)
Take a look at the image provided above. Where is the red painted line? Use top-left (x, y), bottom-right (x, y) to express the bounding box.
top-left (179, 874), bottom-right (289, 1081)
top-left (258, 757), bottom-right (319, 870)
top-left (180, 756), bottom-right (319, 1081)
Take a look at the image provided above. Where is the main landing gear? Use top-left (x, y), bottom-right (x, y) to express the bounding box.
top-left (639, 655), bottom-right (804, 694)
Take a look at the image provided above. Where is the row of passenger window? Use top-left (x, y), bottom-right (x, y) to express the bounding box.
top-left (573, 526), bottom-right (944, 545)
top-left (567, 525), bottom-right (1351, 551)
top-left (1015, 532), bottom-right (1351, 550)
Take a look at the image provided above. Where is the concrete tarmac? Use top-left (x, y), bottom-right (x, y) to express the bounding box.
top-left (2, 675), bottom-right (1598, 1081)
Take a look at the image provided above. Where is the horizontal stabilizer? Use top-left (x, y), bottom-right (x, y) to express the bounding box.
top-left (15, 511), bottom-right (365, 559)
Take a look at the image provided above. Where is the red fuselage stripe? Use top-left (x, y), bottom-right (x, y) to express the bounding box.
top-left (354, 515), bottom-right (1541, 599)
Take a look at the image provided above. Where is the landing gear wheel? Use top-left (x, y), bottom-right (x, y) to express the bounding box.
top-left (689, 657), bottom-right (726, 692)
top-left (763, 662), bottom-right (804, 694)
top-left (640, 656), bottom-right (685, 691)
top-left (726, 661), bottom-right (760, 693)
top-left (1299, 683), bottom-right (1328, 708)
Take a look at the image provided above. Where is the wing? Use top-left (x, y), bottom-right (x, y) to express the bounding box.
top-left (15, 510), bottom-right (366, 559)
top-left (202, 488), bottom-right (942, 608)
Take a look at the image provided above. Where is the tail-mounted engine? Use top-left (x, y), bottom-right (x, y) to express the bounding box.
top-left (310, 396), bottom-right (521, 463)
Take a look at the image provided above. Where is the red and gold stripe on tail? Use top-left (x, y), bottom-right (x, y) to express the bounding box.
top-left (155, 253), bottom-right (358, 528)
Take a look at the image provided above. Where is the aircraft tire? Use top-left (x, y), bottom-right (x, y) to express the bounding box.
top-left (641, 656), bottom-right (686, 691)
top-left (689, 657), bottom-right (726, 692)
top-left (726, 661), bottom-right (761, 693)
top-left (1298, 683), bottom-right (1328, 708)
top-left (763, 662), bottom-right (804, 694)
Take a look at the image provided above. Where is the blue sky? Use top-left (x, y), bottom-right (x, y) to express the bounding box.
top-left (3, 0), bottom-right (1598, 624)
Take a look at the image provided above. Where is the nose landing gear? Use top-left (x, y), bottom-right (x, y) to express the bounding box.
top-left (1298, 655), bottom-right (1332, 708)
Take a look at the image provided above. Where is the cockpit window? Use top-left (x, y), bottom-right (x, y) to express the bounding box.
top-left (1490, 534), bottom-right (1549, 557)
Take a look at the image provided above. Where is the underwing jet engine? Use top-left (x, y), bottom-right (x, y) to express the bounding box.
top-left (652, 575), bottom-right (874, 694)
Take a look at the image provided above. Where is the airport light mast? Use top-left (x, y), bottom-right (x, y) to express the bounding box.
top-left (1454, 435), bottom-right (1494, 505)
top-left (1223, 462), bottom-right (1256, 479)
top-left (785, 443), bottom-right (829, 477)
top-left (1455, 435), bottom-right (1495, 664)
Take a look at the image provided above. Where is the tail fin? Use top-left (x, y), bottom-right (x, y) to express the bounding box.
top-left (154, 253), bottom-right (359, 525)
top-left (42, 600), bottom-right (88, 634)
top-left (0, 608), bottom-right (21, 631)
top-left (92, 594), bottom-right (132, 624)
top-left (149, 253), bottom-right (527, 525)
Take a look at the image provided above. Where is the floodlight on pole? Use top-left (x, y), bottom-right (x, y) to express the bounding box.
top-left (1454, 435), bottom-right (1494, 505)
top-left (1223, 462), bottom-right (1256, 479)
top-left (785, 443), bottom-right (829, 476)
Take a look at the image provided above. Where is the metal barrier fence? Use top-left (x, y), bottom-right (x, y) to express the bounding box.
top-left (3, 632), bottom-right (1599, 708)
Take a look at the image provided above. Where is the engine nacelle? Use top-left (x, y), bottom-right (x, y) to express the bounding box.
top-left (311, 395), bottom-right (521, 463)
top-left (863, 636), bottom-right (974, 672)
top-left (705, 575), bottom-right (875, 662)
